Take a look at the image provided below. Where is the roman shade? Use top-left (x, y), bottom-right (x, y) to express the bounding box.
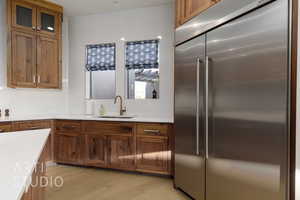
top-left (86, 43), bottom-right (116, 71)
top-left (125, 39), bottom-right (159, 70)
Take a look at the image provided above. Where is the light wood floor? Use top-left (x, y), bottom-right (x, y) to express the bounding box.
top-left (46, 165), bottom-right (190, 200)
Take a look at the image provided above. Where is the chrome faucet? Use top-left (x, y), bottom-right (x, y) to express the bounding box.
top-left (114, 95), bottom-right (126, 116)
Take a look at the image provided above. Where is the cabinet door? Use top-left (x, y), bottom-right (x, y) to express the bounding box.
top-left (44, 135), bottom-right (53, 162)
top-left (31, 163), bottom-right (45, 200)
top-left (85, 134), bottom-right (107, 167)
top-left (37, 8), bottom-right (60, 37)
top-left (108, 136), bottom-right (135, 170)
top-left (11, 31), bottom-right (37, 88)
top-left (187, 0), bottom-right (218, 18)
top-left (21, 187), bottom-right (32, 200)
top-left (176, 0), bottom-right (220, 27)
top-left (12, 0), bottom-right (37, 32)
top-left (0, 123), bottom-right (12, 133)
top-left (176, 0), bottom-right (188, 27)
top-left (136, 137), bottom-right (170, 174)
top-left (37, 36), bottom-right (59, 88)
top-left (54, 133), bottom-right (82, 164)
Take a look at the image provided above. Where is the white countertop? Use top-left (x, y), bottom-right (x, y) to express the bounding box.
top-left (0, 114), bottom-right (173, 123)
top-left (0, 129), bottom-right (50, 200)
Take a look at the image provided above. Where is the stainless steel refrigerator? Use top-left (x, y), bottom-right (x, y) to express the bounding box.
top-left (174, 0), bottom-right (290, 200)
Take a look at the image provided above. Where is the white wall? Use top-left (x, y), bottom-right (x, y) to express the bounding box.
top-left (0, 0), bottom-right (69, 116)
top-left (68, 4), bottom-right (174, 119)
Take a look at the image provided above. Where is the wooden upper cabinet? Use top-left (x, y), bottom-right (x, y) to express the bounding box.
top-left (7, 0), bottom-right (63, 89)
top-left (11, 30), bottom-right (37, 87)
top-left (187, 0), bottom-right (217, 17)
top-left (176, 0), bottom-right (221, 28)
top-left (37, 8), bottom-right (60, 37)
top-left (37, 36), bottom-right (59, 88)
top-left (176, 0), bottom-right (187, 27)
top-left (12, 0), bottom-right (37, 32)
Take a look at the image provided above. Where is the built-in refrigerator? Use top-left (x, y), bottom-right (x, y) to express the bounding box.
top-left (174, 0), bottom-right (290, 199)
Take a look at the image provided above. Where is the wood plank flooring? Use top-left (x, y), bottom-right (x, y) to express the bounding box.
top-left (46, 165), bottom-right (190, 200)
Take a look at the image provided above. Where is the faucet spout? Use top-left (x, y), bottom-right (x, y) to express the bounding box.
top-left (114, 95), bottom-right (126, 116)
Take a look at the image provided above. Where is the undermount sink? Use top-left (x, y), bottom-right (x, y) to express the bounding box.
top-left (97, 115), bottom-right (135, 119)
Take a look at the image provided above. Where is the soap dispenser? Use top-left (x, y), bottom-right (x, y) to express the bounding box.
top-left (99, 104), bottom-right (106, 116)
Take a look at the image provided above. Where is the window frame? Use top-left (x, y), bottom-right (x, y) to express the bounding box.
top-left (85, 42), bottom-right (117, 100)
top-left (124, 39), bottom-right (161, 100)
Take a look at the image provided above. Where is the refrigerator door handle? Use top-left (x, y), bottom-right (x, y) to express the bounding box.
top-left (205, 56), bottom-right (209, 160)
top-left (196, 58), bottom-right (200, 156)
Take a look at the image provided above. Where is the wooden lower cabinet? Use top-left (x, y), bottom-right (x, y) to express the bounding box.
top-left (12, 120), bottom-right (51, 131)
top-left (53, 121), bottom-right (172, 176)
top-left (31, 161), bottom-right (46, 200)
top-left (107, 135), bottom-right (135, 170)
top-left (136, 137), bottom-right (170, 174)
top-left (12, 120), bottom-right (53, 162)
top-left (0, 122), bottom-right (12, 133)
top-left (21, 144), bottom-right (47, 200)
top-left (54, 133), bottom-right (83, 164)
top-left (21, 186), bottom-right (32, 200)
top-left (85, 134), bottom-right (107, 167)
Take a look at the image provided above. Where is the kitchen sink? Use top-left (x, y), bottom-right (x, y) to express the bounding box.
top-left (97, 115), bottom-right (135, 119)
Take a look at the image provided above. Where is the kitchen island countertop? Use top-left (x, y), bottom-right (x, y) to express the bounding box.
top-left (0, 129), bottom-right (50, 200)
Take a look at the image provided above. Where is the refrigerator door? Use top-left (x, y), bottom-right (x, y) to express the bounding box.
top-left (174, 35), bottom-right (206, 200)
top-left (206, 0), bottom-right (289, 200)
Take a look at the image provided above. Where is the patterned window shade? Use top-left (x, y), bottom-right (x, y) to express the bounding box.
top-left (126, 39), bottom-right (159, 70)
top-left (86, 43), bottom-right (116, 71)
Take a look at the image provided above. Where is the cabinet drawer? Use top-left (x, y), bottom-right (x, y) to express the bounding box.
top-left (82, 121), bottom-right (134, 136)
top-left (13, 120), bottom-right (51, 131)
top-left (55, 120), bottom-right (81, 133)
top-left (137, 123), bottom-right (169, 137)
top-left (0, 123), bottom-right (12, 133)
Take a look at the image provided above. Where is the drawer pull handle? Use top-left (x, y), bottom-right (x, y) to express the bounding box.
top-left (30, 127), bottom-right (42, 130)
top-left (144, 130), bottom-right (160, 134)
top-left (62, 126), bottom-right (76, 130)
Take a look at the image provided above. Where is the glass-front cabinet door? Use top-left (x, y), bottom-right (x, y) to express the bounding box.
top-left (12, 0), bottom-right (37, 32)
top-left (37, 8), bottom-right (59, 37)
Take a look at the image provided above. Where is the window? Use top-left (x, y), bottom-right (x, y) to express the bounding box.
top-left (85, 43), bottom-right (116, 99)
top-left (125, 39), bottom-right (160, 99)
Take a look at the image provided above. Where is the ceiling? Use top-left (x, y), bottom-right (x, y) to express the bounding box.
top-left (49, 0), bottom-right (174, 16)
